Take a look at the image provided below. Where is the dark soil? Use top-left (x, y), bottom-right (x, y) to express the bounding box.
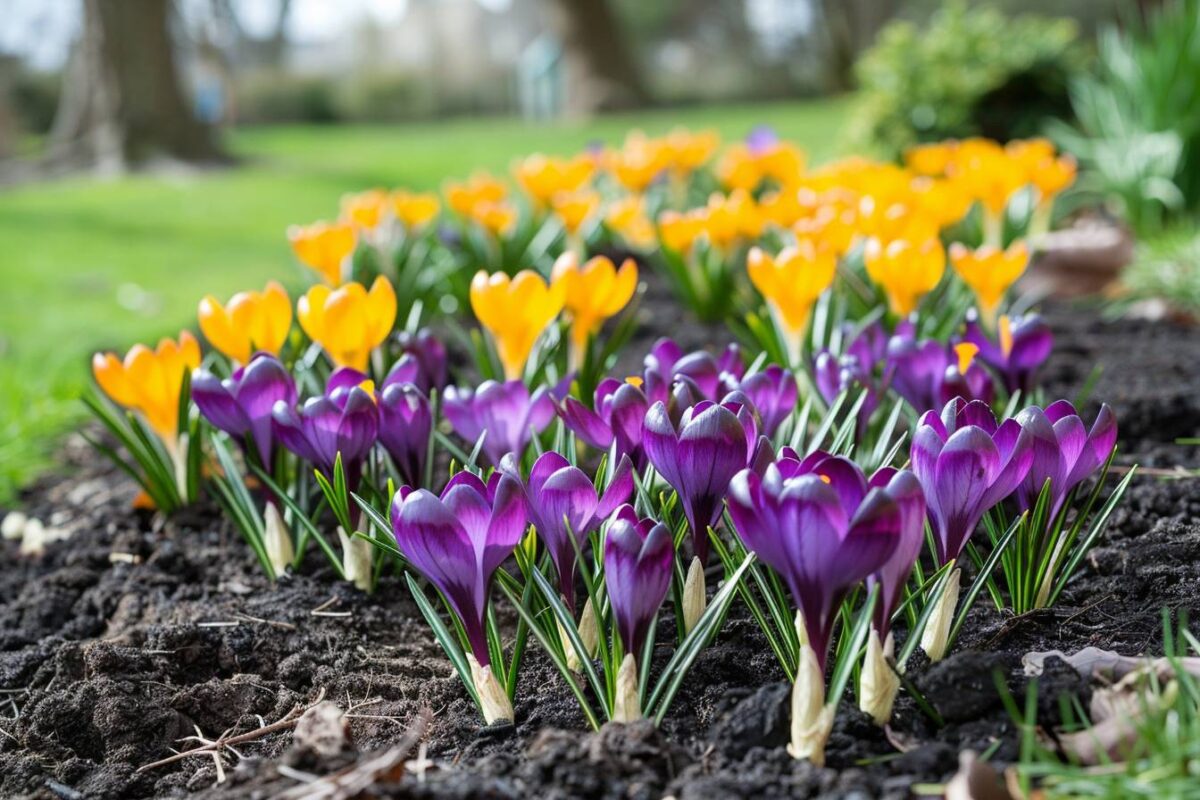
top-left (2, 302), bottom-right (1198, 800)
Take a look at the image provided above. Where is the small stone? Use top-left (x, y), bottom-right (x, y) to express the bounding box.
top-left (2, 511), bottom-right (27, 540)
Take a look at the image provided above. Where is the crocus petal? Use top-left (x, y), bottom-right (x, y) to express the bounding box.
top-left (931, 426), bottom-right (1000, 564)
top-left (642, 401), bottom-right (683, 490)
top-left (192, 370), bottom-right (249, 439)
top-left (561, 397), bottom-right (614, 450)
top-left (596, 455), bottom-right (635, 521)
top-left (604, 516), bottom-right (673, 657)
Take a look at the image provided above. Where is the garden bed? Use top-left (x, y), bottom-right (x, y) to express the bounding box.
top-left (1, 300), bottom-right (1197, 800)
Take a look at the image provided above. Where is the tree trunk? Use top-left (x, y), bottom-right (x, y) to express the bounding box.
top-left (545, 0), bottom-right (649, 116)
top-left (49, 0), bottom-right (221, 173)
top-left (818, 0), bottom-right (899, 93)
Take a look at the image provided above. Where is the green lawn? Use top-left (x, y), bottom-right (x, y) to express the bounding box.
top-left (0, 97), bottom-right (852, 502)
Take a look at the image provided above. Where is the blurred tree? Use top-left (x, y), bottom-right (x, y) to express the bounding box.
top-left (545, 0), bottom-right (649, 114)
top-left (819, 0), bottom-right (901, 91)
top-left (49, 0), bottom-right (221, 172)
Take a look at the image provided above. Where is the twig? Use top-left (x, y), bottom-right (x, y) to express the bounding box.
top-left (311, 596), bottom-right (353, 618)
top-left (233, 612), bottom-right (298, 631)
top-left (137, 687), bottom-right (327, 773)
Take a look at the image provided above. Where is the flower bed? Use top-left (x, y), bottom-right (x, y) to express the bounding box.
top-left (1, 130), bottom-right (1195, 798)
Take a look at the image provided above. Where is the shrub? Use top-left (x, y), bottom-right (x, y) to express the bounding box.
top-left (1051, 0), bottom-right (1200, 236)
top-left (850, 1), bottom-right (1082, 158)
top-left (235, 72), bottom-right (341, 124)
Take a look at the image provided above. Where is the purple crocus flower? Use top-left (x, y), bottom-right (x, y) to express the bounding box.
top-left (643, 399), bottom-right (757, 565)
top-left (272, 372), bottom-right (379, 488)
top-left (603, 505), bottom-right (674, 657)
top-left (391, 470), bottom-right (526, 665)
top-left (814, 349), bottom-right (887, 434)
top-left (442, 380), bottom-right (555, 466)
top-left (864, 468), bottom-right (927, 636)
top-left (938, 344), bottom-right (995, 407)
top-left (1014, 401), bottom-right (1117, 515)
top-left (192, 353), bottom-right (296, 467)
top-left (887, 327), bottom-right (949, 414)
top-left (514, 452), bottom-right (634, 612)
top-left (726, 453), bottom-right (901, 668)
top-left (378, 382), bottom-right (432, 488)
top-left (962, 311), bottom-right (1053, 395)
top-left (738, 364), bottom-right (798, 438)
top-left (642, 339), bottom-right (743, 404)
top-left (746, 124), bottom-right (779, 155)
top-left (911, 398), bottom-right (1034, 566)
top-left (560, 378), bottom-right (650, 469)
top-left (392, 328), bottom-right (448, 393)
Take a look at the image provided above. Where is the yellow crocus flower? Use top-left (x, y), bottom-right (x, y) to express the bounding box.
top-left (340, 189), bottom-right (390, 230)
top-left (551, 252), bottom-right (638, 366)
top-left (658, 209), bottom-right (707, 254)
top-left (551, 190), bottom-right (601, 236)
top-left (905, 141), bottom-right (957, 177)
top-left (514, 154), bottom-right (594, 207)
top-left (663, 128), bottom-right (720, 174)
top-left (288, 221), bottom-right (356, 286)
top-left (447, 173), bottom-right (508, 217)
top-left (92, 331), bottom-right (201, 441)
top-left (298, 276), bottom-right (397, 372)
top-left (470, 269), bottom-right (566, 380)
top-left (864, 237), bottom-right (946, 317)
top-left (605, 195), bottom-right (656, 250)
top-left (472, 202), bottom-right (518, 236)
top-left (1030, 155), bottom-right (1076, 208)
top-left (608, 132), bottom-right (670, 193)
top-left (391, 190), bottom-right (441, 229)
top-left (747, 242), bottom-right (837, 363)
top-left (949, 241), bottom-right (1029, 322)
top-left (198, 281), bottom-right (292, 365)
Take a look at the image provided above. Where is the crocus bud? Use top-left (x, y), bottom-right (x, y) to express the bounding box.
top-left (859, 629), bottom-right (900, 725)
top-left (468, 653), bottom-right (514, 725)
top-left (920, 567), bottom-right (961, 662)
top-left (337, 526), bottom-right (374, 592)
top-left (611, 653), bottom-right (642, 723)
top-left (682, 556), bottom-right (706, 634)
top-left (263, 502), bottom-right (293, 578)
top-left (788, 617), bottom-right (835, 765)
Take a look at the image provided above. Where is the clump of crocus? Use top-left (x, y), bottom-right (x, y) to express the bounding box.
top-left (297, 276), bottom-right (397, 372)
top-left (864, 237), bottom-right (945, 317)
top-left (197, 281), bottom-right (292, 366)
top-left (551, 253), bottom-right (638, 369)
top-left (886, 321), bottom-right (949, 414)
top-left (340, 189), bottom-right (389, 231)
top-left (560, 378), bottom-right (651, 470)
top-left (727, 452), bottom-right (903, 763)
top-left (272, 370), bottom-right (379, 589)
top-left (641, 338), bottom-right (744, 405)
top-left (911, 398), bottom-right (1033, 660)
top-left (643, 398), bottom-right (759, 632)
top-left (604, 505), bottom-right (674, 722)
top-left (391, 470), bottom-right (527, 724)
top-left (813, 322), bottom-right (890, 432)
top-left (288, 220), bottom-right (356, 285)
top-left (859, 468), bottom-right (926, 725)
top-left (442, 379), bottom-right (556, 466)
top-left (962, 311), bottom-right (1053, 396)
top-left (470, 269), bottom-right (565, 380)
top-left (747, 242), bottom-right (837, 367)
top-left (949, 241), bottom-right (1029, 325)
top-left (92, 331), bottom-right (202, 491)
top-left (512, 452), bottom-right (633, 669)
top-left (737, 364), bottom-right (799, 439)
top-left (193, 354), bottom-right (298, 573)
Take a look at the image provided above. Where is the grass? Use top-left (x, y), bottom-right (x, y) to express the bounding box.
top-left (0, 97), bottom-right (853, 503)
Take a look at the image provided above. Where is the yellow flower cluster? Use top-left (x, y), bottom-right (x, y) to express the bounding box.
top-left (92, 332), bottom-right (201, 440)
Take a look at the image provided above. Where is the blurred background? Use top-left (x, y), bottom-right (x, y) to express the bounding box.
top-left (0, 0), bottom-right (1195, 501)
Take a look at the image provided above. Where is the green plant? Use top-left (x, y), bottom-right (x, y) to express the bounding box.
top-left (851, 1), bottom-right (1082, 158)
top-left (1052, 0), bottom-right (1200, 235)
top-left (1010, 614), bottom-right (1200, 799)
top-left (1120, 225), bottom-right (1200, 316)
